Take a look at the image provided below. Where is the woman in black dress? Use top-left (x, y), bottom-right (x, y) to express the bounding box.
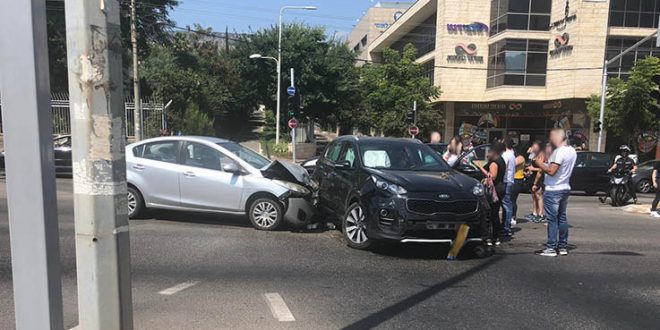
top-left (479, 142), bottom-right (506, 245)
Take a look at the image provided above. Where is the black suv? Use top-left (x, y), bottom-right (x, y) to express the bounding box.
top-left (314, 136), bottom-right (489, 249)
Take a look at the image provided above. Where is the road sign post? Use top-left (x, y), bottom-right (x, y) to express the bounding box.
top-left (0, 1), bottom-right (64, 328)
top-left (409, 125), bottom-right (420, 138)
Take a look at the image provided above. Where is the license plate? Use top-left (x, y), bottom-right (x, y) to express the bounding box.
top-left (426, 221), bottom-right (441, 230)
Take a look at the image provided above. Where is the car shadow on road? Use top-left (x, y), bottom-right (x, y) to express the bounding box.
top-left (136, 210), bottom-right (253, 228)
top-left (369, 242), bottom-right (490, 260)
top-left (341, 255), bottom-right (503, 330)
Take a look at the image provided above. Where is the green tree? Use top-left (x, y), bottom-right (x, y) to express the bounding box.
top-left (587, 56), bottom-right (660, 150)
top-left (141, 28), bottom-right (243, 137)
top-left (229, 23), bottom-right (360, 133)
top-left (358, 44), bottom-right (441, 136)
top-left (182, 103), bottom-right (215, 136)
top-left (45, 0), bottom-right (178, 92)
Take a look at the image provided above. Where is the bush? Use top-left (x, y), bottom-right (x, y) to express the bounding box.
top-left (261, 139), bottom-right (291, 158)
top-left (182, 102), bottom-right (215, 136)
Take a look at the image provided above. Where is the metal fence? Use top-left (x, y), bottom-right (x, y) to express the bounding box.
top-left (0, 93), bottom-right (164, 138)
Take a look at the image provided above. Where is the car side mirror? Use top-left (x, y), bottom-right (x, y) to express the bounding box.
top-left (222, 162), bottom-right (241, 174)
top-left (334, 160), bottom-right (352, 169)
top-left (455, 163), bottom-right (477, 173)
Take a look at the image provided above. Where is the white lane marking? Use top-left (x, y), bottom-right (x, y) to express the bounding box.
top-left (264, 293), bottom-right (296, 322)
top-left (159, 281), bottom-right (199, 295)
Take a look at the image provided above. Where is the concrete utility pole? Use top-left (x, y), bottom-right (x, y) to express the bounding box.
top-left (65, 0), bottom-right (133, 328)
top-left (0, 1), bottom-right (64, 329)
top-left (131, 0), bottom-right (142, 140)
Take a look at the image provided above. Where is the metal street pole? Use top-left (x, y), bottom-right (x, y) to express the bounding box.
top-left (131, 0), bottom-right (142, 141)
top-left (291, 68), bottom-right (296, 162)
top-left (277, 5), bottom-right (317, 145)
top-left (0, 1), bottom-right (64, 329)
top-left (597, 29), bottom-right (658, 151)
top-left (64, 0), bottom-right (133, 328)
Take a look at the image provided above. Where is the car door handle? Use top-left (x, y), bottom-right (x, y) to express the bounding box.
top-left (183, 171), bottom-right (196, 177)
top-left (132, 164), bottom-right (145, 170)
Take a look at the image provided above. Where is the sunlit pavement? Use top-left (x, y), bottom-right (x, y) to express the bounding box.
top-left (1, 179), bottom-right (659, 329)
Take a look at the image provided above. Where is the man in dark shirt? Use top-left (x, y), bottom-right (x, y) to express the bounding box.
top-left (603, 145), bottom-right (637, 203)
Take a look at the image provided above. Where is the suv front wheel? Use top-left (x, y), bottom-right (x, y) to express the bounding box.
top-left (343, 203), bottom-right (372, 250)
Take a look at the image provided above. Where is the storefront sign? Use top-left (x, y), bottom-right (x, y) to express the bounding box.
top-left (374, 23), bottom-right (389, 29)
top-left (394, 11), bottom-right (403, 21)
top-left (447, 22), bottom-right (489, 33)
top-left (447, 43), bottom-right (484, 63)
top-left (549, 33), bottom-right (573, 56)
top-left (542, 101), bottom-right (563, 110)
top-left (550, 13), bottom-right (576, 29)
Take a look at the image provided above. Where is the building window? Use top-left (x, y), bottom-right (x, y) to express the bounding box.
top-left (360, 35), bottom-right (368, 47)
top-left (423, 60), bottom-right (435, 85)
top-left (490, 0), bottom-right (552, 36)
top-left (391, 14), bottom-right (437, 57)
top-left (487, 39), bottom-right (548, 87)
top-left (606, 37), bottom-right (660, 79)
top-left (609, 0), bottom-right (660, 28)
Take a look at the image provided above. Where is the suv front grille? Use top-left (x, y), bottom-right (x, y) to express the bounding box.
top-left (406, 199), bottom-right (478, 215)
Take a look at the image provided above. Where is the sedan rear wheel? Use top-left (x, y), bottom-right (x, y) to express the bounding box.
top-left (343, 203), bottom-right (372, 250)
top-left (248, 198), bottom-right (283, 231)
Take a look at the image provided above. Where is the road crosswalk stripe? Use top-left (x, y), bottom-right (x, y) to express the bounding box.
top-left (263, 292), bottom-right (295, 322)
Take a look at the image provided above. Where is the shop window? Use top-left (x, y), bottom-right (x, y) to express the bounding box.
top-left (487, 39), bottom-right (548, 87)
top-left (490, 0), bottom-right (552, 36)
top-left (606, 37), bottom-right (660, 78)
top-left (609, 0), bottom-right (660, 28)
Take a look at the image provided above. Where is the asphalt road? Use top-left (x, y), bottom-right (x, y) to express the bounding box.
top-left (1, 179), bottom-right (659, 329)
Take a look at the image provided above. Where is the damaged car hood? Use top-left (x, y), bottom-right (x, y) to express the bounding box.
top-left (261, 160), bottom-right (313, 187)
top-left (365, 167), bottom-right (477, 193)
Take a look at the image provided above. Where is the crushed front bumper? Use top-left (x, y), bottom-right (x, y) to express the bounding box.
top-left (361, 193), bottom-right (489, 243)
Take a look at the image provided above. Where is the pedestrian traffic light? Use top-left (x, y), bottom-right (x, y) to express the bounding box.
top-left (593, 120), bottom-right (601, 133)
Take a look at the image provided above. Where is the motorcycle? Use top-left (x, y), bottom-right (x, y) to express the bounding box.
top-left (602, 169), bottom-right (634, 206)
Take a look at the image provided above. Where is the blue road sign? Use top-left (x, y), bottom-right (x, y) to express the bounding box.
top-left (287, 86), bottom-right (296, 96)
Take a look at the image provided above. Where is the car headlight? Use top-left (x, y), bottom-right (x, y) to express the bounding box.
top-left (371, 176), bottom-right (407, 195)
top-left (274, 180), bottom-right (310, 196)
top-left (472, 183), bottom-right (484, 196)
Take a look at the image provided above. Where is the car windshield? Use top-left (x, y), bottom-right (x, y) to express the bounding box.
top-left (360, 141), bottom-right (450, 171)
top-left (217, 142), bottom-right (271, 169)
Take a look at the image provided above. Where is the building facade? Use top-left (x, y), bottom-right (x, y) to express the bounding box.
top-left (347, 2), bottom-right (414, 62)
top-left (361, 0), bottom-right (660, 151)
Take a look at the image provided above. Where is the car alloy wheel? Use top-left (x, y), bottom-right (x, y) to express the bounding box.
top-left (343, 203), bottom-right (372, 249)
top-left (249, 198), bottom-right (284, 231)
top-left (127, 191), bottom-right (137, 215)
top-left (637, 179), bottom-right (652, 193)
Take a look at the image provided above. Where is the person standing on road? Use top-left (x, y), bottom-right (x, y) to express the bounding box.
top-left (476, 142), bottom-right (506, 246)
top-left (443, 136), bottom-right (462, 166)
top-left (510, 147), bottom-right (526, 226)
top-left (534, 129), bottom-right (577, 257)
top-left (524, 141), bottom-right (543, 221)
top-left (429, 131), bottom-right (442, 144)
top-left (651, 162), bottom-right (660, 218)
top-left (501, 138), bottom-right (516, 237)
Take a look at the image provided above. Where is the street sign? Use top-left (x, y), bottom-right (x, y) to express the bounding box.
top-left (409, 125), bottom-right (419, 136)
top-left (287, 86), bottom-right (296, 96)
top-left (288, 118), bottom-right (297, 129)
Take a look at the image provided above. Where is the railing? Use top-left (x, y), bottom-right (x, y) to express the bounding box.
top-left (0, 93), bottom-right (164, 138)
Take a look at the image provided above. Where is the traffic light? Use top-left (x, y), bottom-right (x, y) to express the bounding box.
top-left (593, 120), bottom-right (601, 133)
top-left (406, 110), bottom-right (415, 124)
top-left (287, 92), bottom-right (300, 119)
top-left (651, 75), bottom-right (660, 116)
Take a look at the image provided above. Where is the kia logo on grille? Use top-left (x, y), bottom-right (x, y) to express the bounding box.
top-left (438, 194), bottom-right (450, 199)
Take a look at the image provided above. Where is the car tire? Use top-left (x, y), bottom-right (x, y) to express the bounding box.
top-left (636, 179), bottom-right (652, 194)
top-left (342, 203), bottom-right (372, 250)
top-left (127, 186), bottom-right (144, 219)
top-left (248, 197), bottom-right (284, 231)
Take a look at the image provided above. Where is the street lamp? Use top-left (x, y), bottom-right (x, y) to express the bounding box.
top-left (249, 53), bottom-right (279, 140)
top-left (274, 5), bottom-right (317, 144)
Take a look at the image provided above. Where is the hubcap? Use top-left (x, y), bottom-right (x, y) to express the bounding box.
top-left (127, 191), bottom-right (136, 215)
top-left (640, 181), bottom-right (651, 193)
top-left (345, 206), bottom-right (368, 244)
top-left (253, 202), bottom-right (278, 228)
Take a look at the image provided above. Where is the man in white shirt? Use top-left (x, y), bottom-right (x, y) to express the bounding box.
top-left (501, 138), bottom-right (516, 236)
top-left (534, 128), bottom-right (577, 257)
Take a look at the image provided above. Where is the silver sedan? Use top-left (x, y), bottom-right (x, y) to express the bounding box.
top-left (126, 136), bottom-right (316, 230)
